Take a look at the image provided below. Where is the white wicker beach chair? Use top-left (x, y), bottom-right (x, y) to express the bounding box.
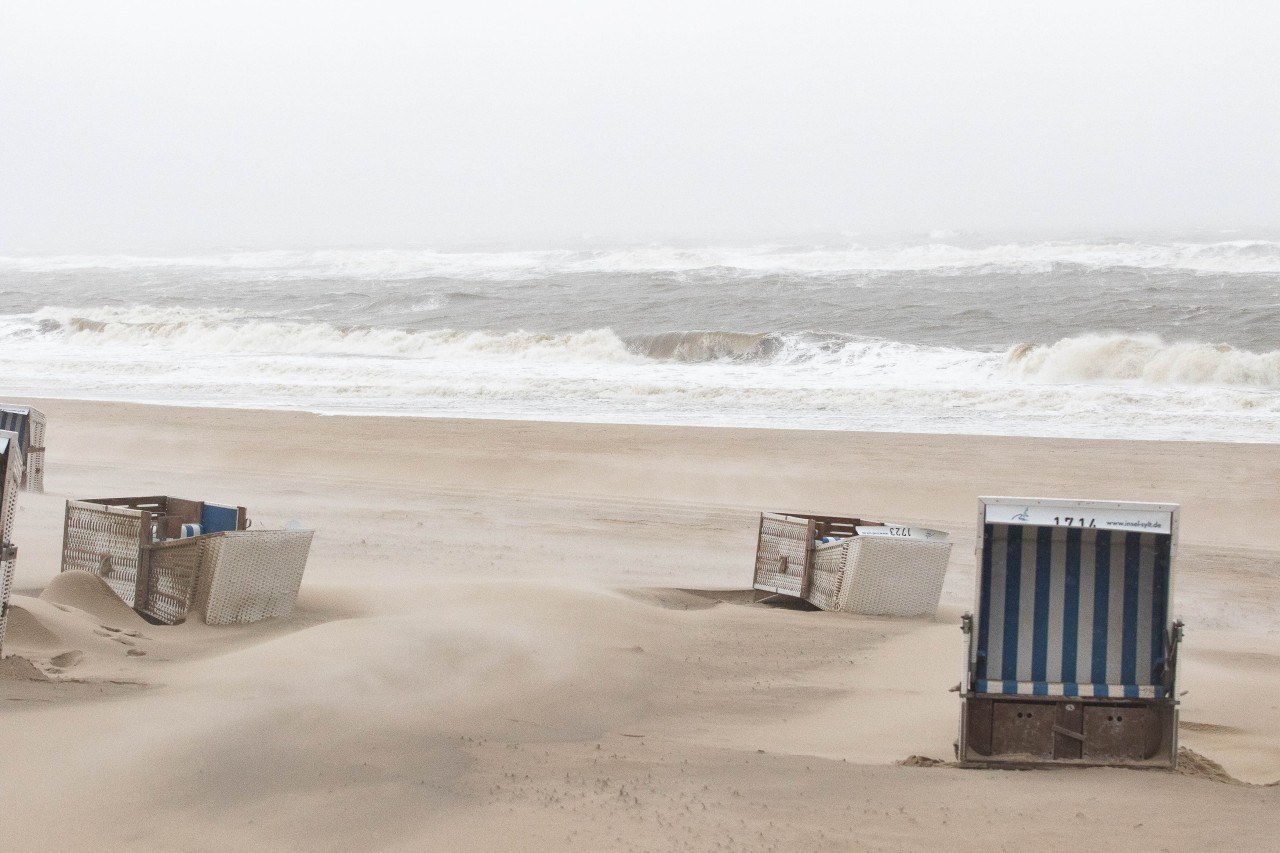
top-left (753, 512), bottom-right (952, 616)
top-left (0, 431), bottom-right (23, 654)
top-left (61, 496), bottom-right (313, 625)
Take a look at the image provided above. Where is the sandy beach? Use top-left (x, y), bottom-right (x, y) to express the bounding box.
top-left (2, 399), bottom-right (1278, 851)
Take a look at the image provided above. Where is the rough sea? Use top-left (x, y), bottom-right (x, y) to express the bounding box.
top-left (1, 235), bottom-right (1278, 442)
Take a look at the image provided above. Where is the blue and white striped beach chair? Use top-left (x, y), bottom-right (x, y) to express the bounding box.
top-left (959, 497), bottom-right (1182, 767)
top-left (0, 405), bottom-right (46, 492)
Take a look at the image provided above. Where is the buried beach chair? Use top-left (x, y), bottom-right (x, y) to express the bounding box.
top-left (959, 497), bottom-right (1182, 768)
top-left (752, 512), bottom-right (952, 616)
top-left (60, 495), bottom-right (313, 626)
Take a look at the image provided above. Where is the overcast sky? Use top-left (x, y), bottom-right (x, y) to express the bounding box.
top-left (1, 1), bottom-right (1277, 251)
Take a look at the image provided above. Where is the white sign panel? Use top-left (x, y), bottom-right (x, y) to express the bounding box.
top-left (984, 503), bottom-right (1172, 534)
top-left (856, 525), bottom-right (950, 542)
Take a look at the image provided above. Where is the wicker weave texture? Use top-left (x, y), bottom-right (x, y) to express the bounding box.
top-left (0, 439), bottom-right (18, 553)
top-left (61, 503), bottom-right (144, 606)
top-left (195, 530), bottom-right (314, 625)
top-left (753, 513), bottom-right (812, 596)
top-left (25, 410), bottom-right (45, 492)
top-left (809, 537), bottom-right (951, 617)
top-left (807, 541), bottom-right (849, 610)
top-left (0, 558), bottom-right (14, 654)
top-left (0, 440), bottom-right (21, 654)
top-left (142, 538), bottom-right (206, 624)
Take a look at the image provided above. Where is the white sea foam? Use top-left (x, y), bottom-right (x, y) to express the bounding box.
top-left (4, 225), bottom-right (1278, 444)
top-left (6, 238), bottom-right (1280, 278)
top-left (1007, 334), bottom-right (1280, 387)
top-left (2, 300), bottom-right (1278, 442)
top-left (20, 306), bottom-right (644, 364)
top-left (8, 308), bottom-right (1278, 392)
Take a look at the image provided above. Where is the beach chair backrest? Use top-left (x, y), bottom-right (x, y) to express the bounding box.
top-left (0, 407), bottom-right (44, 491)
top-left (0, 433), bottom-right (20, 546)
top-left (975, 525), bottom-right (1171, 697)
top-left (0, 409), bottom-right (30, 448)
top-left (972, 498), bottom-right (1177, 699)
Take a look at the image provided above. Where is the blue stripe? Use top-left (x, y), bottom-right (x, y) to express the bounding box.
top-left (1150, 536), bottom-right (1170, 682)
top-left (1061, 527), bottom-right (1081, 682)
top-left (976, 524), bottom-right (995, 681)
top-left (1001, 525), bottom-right (1024, 681)
top-left (1030, 526), bottom-right (1053, 682)
top-left (1121, 533), bottom-right (1142, 685)
top-left (0, 411), bottom-right (22, 445)
top-left (977, 681), bottom-right (1165, 697)
top-left (1091, 531), bottom-right (1112, 684)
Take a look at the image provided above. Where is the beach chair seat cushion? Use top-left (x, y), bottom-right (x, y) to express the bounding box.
top-left (974, 679), bottom-right (1165, 699)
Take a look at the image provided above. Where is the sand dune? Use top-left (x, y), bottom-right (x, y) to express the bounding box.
top-left (2, 400), bottom-right (1278, 851)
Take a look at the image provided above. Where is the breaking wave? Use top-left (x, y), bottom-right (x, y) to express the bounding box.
top-left (1008, 334), bottom-right (1280, 387)
top-left (625, 331), bottom-right (776, 362)
top-left (15, 307), bottom-right (642, 363)
top-left (6, 307), bottom-right (1277, 389)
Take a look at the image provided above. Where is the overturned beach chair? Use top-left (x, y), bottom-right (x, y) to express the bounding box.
top-left (753, 512), bottom-right (952, 616)
top-left (0, 405), bottom-right (46, 492)
top-left (0, 431), bottom-right (22, 655)
top-left (60, 496), bottom-right (313, 626)
top-left (959, 497), bottom-right (1182, 768)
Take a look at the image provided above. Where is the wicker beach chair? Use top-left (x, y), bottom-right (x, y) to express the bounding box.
top-left (0, 405), bottom-right (46, 492)
top-left (61, 496), bottom-right (313, 625)
top-left (959, 497), bottom-right (1182, 768)
top-left (0, 431), bottom-right (23, 655)
top-left (752, 512), bottom-right (952, 616)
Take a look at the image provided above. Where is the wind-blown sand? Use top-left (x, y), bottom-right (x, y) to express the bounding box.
top-left (2, 399), bottom-right (1278, 851)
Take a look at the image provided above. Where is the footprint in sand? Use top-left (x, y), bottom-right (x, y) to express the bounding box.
top-left (93, 628), bottom-right (139, 646)
top-left (98, 625), bottom-right (149, 640)
top-left (49, 650), bottom-right (84, 669)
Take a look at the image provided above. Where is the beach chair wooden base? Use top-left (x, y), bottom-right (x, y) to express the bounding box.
top-left (959, 694), bottom-right (1178, 768)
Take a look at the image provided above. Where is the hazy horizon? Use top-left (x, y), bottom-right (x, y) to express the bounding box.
top-left (3, 1), bottom-right (1277, 253)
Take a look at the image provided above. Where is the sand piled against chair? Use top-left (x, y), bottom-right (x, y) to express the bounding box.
top-left (1, 399), bottom-right (1277, 851)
